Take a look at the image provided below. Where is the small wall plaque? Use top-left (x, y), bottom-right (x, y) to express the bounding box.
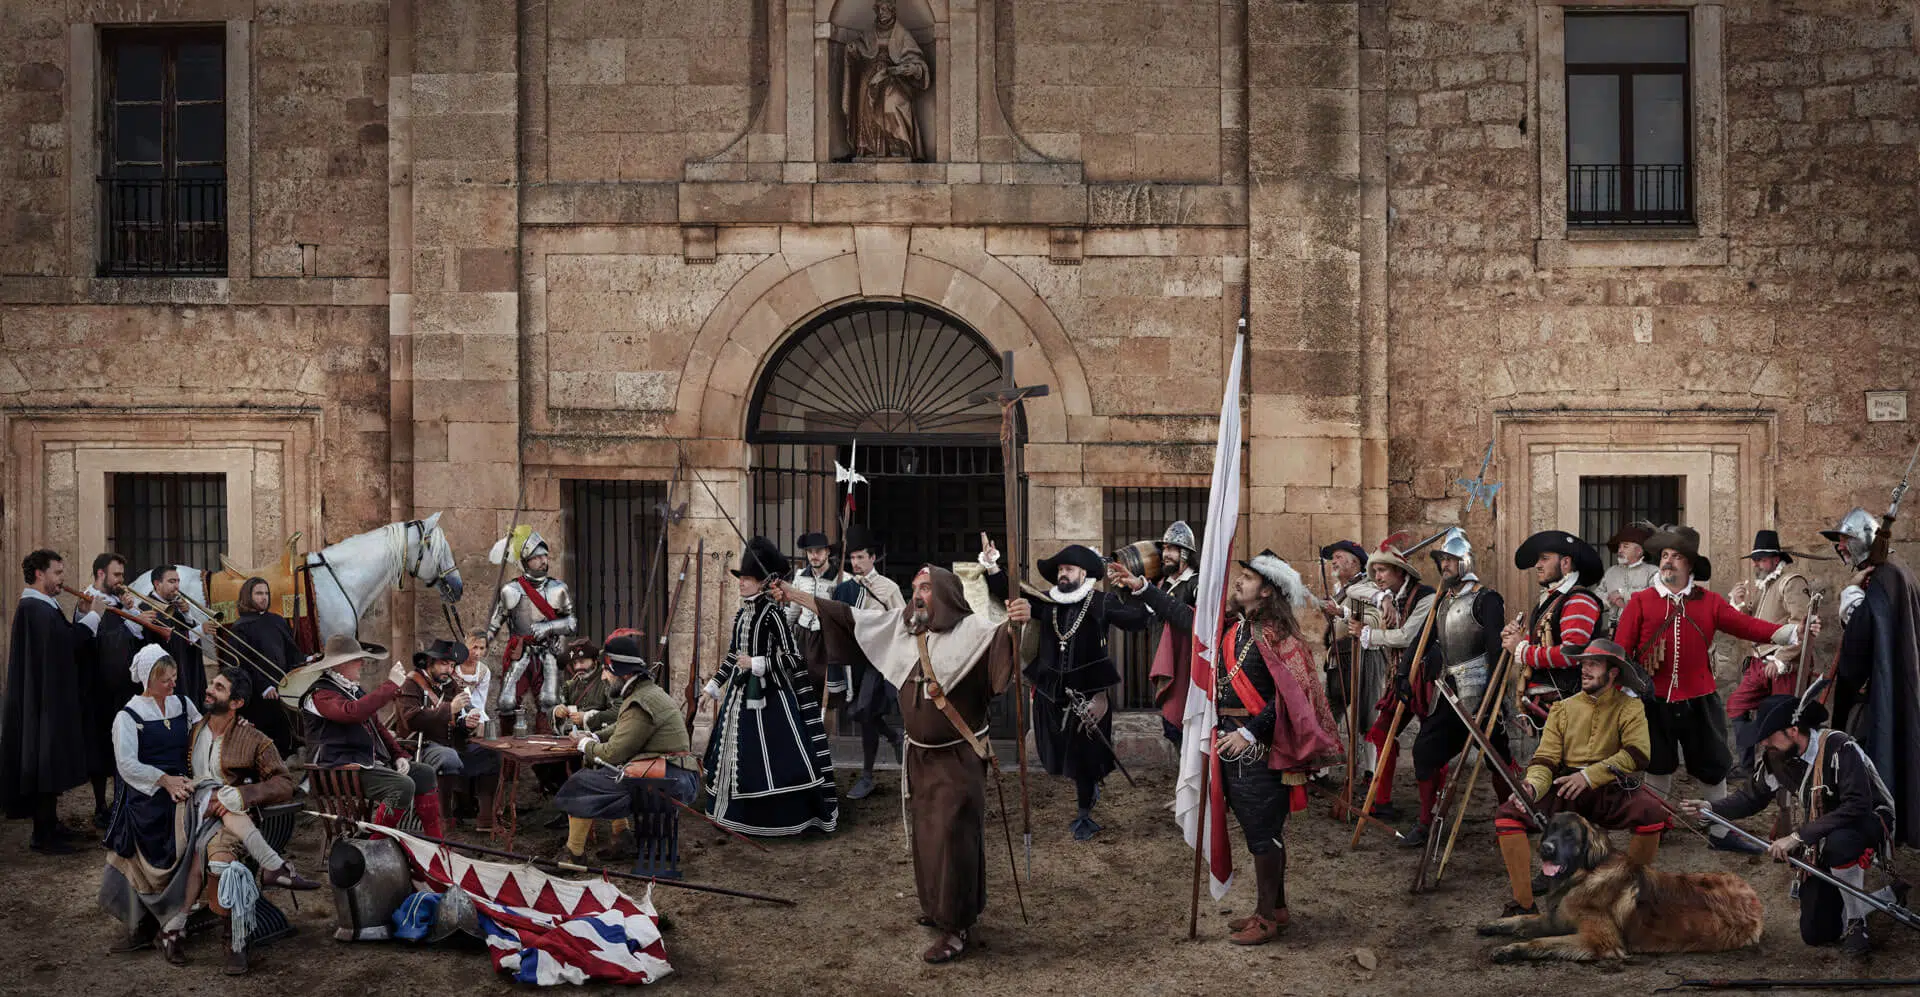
top-left (1867, 391), bottom-right (1908, 423)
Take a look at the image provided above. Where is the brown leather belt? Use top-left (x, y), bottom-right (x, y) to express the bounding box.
top-left (1218, 707), bottom-right (1251, 717)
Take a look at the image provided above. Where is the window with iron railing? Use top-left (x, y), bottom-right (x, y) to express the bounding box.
top-left (1579, 475), bottom-right (1684, 559)
top-left (1565, 13), bottom-right (1692, 226)
top-left (100, 28), bottom-right (227, 276)
top-left (107, 472), bottom-right (229, 577)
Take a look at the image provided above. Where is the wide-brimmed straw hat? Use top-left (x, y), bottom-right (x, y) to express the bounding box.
top-left (280, 633), bottom-right (390, 700)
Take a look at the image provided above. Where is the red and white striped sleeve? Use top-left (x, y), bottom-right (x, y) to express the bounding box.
top-left (1522, 592), bottom-right (1601, 671)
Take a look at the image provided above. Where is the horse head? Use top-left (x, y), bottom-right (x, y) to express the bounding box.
top-left (409, 512), bottom-right (465, 604)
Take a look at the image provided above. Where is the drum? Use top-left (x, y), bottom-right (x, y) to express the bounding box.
top-left (1113, 541), bottom-right (1162, 582)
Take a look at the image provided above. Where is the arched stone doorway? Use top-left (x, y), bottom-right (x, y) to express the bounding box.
top-left (746, 300), bottom-right (1024, 588)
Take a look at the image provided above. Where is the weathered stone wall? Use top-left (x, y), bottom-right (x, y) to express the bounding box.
top-left (252, 0), bottom-right (390, 277)
top-left (0, 5), bottom-right (66, 276)
top-left (1384, 0), bottom-right (1919, 600)
top-left (1004, 1), bottom-right (1225, 182)
top-left (541, 0), bottom-right (757, 181)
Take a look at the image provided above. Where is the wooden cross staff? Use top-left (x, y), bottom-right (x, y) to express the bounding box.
top-left (969, 350), bottom-right (1048, 883)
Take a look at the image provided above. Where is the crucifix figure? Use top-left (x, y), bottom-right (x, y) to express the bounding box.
top-left (966, 350), bottom-right (1048, 880)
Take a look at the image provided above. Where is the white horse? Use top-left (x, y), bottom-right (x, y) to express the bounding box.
top-left (133, 513), bottom-right (465, 678)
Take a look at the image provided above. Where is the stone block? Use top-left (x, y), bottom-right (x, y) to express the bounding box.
top-left (949, 184), bottom-right (1088, 225)
top-left (680, 182), bottom-right (811, 223)
top-left (854, 226), bottom-right (910, 298)
top-left (812, 183), bottom-right (952, 224)
top-left (458, 248), bottom-right (517, 292)
top-left (446, 420), bottom-right (518, 463)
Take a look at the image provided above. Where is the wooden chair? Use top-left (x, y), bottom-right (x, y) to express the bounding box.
top-left (307, 767), bottom-right (424, 843)
top-left (626, 778), bottom-right (684, 880)
top-left (185, 799), bottom-right (306, 947)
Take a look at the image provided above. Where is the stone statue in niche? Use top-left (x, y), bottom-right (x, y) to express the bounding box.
top-left (839, 0), bottom-right (929, 160)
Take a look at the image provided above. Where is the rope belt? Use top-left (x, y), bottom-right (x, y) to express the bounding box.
top-left (899, 725), bottom-right (993, 846)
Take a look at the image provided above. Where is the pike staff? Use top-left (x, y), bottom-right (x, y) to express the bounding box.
top-left (969, 351), bottom-right (1049, 885)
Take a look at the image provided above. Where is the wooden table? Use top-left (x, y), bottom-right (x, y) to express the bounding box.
top-left (473, 735), bottom-right (582, 853)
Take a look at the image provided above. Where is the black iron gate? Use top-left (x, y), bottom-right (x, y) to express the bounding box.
top-left (565, 479), bottom-right (669, 656)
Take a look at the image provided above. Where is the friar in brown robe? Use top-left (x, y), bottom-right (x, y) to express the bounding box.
top-left (773, 564), bottom-right (1025, 965)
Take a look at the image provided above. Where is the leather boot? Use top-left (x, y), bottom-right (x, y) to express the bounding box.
top-left (474, 784), bottom-right (497, 832)
top-left (413, 790), bottom-right (447, 838)
top-left (1498, 832), bottom-right (1536, 913)
top-left (437, 775), bottom-right (462, 826)
top-left (220, 919), bottom-right (250, 976)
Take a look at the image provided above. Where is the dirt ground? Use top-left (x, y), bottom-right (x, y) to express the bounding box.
top-left (5, 761), bottom-right (1917, 997)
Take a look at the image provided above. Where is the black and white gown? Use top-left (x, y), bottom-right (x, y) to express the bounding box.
top-left (701, 595), bottom-right (839, 836)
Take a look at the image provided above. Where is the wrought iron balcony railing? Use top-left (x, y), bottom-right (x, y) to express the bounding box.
top-left (98, 176), bottom-right (228, 276)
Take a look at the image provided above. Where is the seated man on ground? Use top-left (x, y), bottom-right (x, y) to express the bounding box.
top-left (552, 632), bottom-right (694, 865)
top-left (1492, 638), bottom-right (1667, 917)
top-left (102, 651), bottom-right (318, 972)
top-left (394, 638), bottom-right (501, 831)
top-left (295, 634), bottom-right (446, 837)
top-left (1682, 692), bottom-right (1907, 957)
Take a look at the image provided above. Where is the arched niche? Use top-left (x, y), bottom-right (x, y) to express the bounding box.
top-left (822, 0), bottom-right (944, 163)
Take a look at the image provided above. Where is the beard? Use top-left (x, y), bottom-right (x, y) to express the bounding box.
top-left (1159, 557), bottom-right (1183, 579)
top-left (1055, 575), bottom-right (1083, 593)
top-left (908, 599), bottom-right (932, 634)
top-left (205, 697), bottom-right (232, 715)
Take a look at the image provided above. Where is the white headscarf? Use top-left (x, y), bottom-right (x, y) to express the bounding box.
top-left (131, 643), bottom-right (172, 688)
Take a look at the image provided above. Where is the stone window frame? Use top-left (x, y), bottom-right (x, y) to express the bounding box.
top-left (68, 15), bottom-right (253, 286)
top-left (1534, 0), bottom-right (1728, 268)
top-left (2, 413), bottom-right (322, 627)
top-left (1494, 410), bottom-right (1774, 600)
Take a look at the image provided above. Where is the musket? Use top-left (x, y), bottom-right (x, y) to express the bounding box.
top-left (61, 584), bottom-right (173, 639)
top-left (1793, 591), bottom-right (1823, 698)
top-left (1434, 681), bottom-right (1545, 828)
top-left (299, 812), bottom-right (794, 906)
top-left (1616, 765), bottom-right (1920, 932)
top-left (655, 550), bottom-right (692, 694)
top-left (1431, 642), bottom-right (1519, 884)
top-left (1414, 642), bottom-right (1512, 892)
top-left (590, 757), bottom-right (769, 853)
top-left (1868, 433), bottom-right (1920, 568)
top-left (1351, 588), bottom-right (1444, 849)
top-left (685, 537), bottom-right (705, 735)
top-left (634, 463), bottom-right (686, 658)
top-left (483, 476), bottom-right (530, 651)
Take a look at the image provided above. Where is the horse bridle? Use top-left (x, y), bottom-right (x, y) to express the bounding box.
top-left (308, 520), bottom-right (465, 641)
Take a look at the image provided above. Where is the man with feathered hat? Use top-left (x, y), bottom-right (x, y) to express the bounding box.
top-left (486, 526), bottom-right (577, 733)
top-left (1106, 520), bottom-right (1202, 746)
top-left (984, 541), bottom-right (1152, 840)
top-left (1209, 549), bottom-right (1343, 944)
top-left (1682, 685), bottom-right (1907, 957)
top-left (1613, 523), bottom-right (1818, 852)
top-left (1346, 537), bottom-right (1437, 821)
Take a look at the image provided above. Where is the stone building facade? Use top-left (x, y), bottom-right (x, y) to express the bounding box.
top-left (1, 1), bottom-right (1914, 744)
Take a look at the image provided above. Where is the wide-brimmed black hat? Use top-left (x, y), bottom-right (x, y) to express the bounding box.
top-left (1744, 529), bottom-right (1799, 564)
top-left (1644, 524), bottom-right (1711, 583)
top-left (843, 524), bottom-right (883, 557)
top-left (1038, 544), bottom-right (1104, 580)
top-left (1515, 530), bottom-right (1605, 586)
top-left (1319, 540), bottom-right (1368, 565)
top-left (1751, 690), bottom-right (1829, 742)
top-left (796, 531), bottom-right (831, 551)
top-left (412, 638), bottom-right (469, 669)
top-left (731, 536), bottom-right (789, 581)
top-left (1569, 639), bottom-right (1651, 697)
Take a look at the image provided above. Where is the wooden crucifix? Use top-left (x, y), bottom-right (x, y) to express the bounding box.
top-left (968, 350), bottom-right (1048, 882)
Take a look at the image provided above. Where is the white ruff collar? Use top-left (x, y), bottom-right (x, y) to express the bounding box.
top-left (1047, 583), bottom-right (1094, 604)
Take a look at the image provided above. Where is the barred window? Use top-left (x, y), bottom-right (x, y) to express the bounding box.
top-left (107, 472), bottom-right (228, 576)
top-left (1579, 475), bottom-right (1684, 557)
top-left (1565, 13), bottom-right (1691, 226)
top-left (100, 27), bottom-right (227, 275)
top-left (565, 480), bottom-right (670, 656)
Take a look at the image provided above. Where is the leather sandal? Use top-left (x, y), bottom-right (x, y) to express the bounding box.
top-left (262, 863), bottom-right (322, 891)
top-left (921, 929), bottom-right (968, 964)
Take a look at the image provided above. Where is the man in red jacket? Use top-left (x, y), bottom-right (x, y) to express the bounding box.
top-left (1613, 525), bottom-right (1819, 851)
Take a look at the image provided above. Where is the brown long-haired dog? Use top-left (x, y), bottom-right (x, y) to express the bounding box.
top-left (1477, 813), bottom-right (1764, 963)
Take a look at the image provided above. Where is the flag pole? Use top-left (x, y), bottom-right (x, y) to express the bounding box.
top-left (1187, 729), bottom-right (1213, 939)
